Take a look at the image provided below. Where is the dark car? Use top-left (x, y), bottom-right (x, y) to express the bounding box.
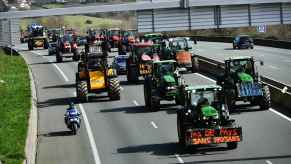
top-left (112, 55), bottom-right (129, 75)
top-left (233, 35), bottom-right (254, 49)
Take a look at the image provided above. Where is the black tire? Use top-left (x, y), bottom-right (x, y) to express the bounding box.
top-left (72, 123), bottom-right (78, 135)
top-left (259, 85), bottom-right (271, 110)
top-left (227, 142), bottom-right (238, 149)
top-left (28, 40), bottom-right (33, 50)
top-left (44, 39), bottom-right (49, 49)
top-left (225, 89), bottom-right (235, 111)
top-left (127, 65), bottom-right (139, 83)
top-left (250, 46), bottom-right (254, 49)
top-left (56, 51), bottom-right (63, 63)
top-left (144, 77), bottom-right (151, 109)
top-left (73, 49), bottom-right (80, 61)
top-left (177, 112), bottom-right (186, 147)
top-left (108, 78), bottom-right (121, 100)
top-left (77, 81), bottom-right (89, 102)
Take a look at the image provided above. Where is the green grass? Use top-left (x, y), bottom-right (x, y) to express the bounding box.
top-left (0, 49), bottom-right (31, 164)
top-left (20, 15), bottom-right (123, 35)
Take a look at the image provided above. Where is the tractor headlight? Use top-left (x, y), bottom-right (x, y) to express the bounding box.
top-left (203, 116), bottom-right (207, 120)
top-left (166, 86), bottom-right (176, 90)
top-left (214, 115), bottom-right (219, 119)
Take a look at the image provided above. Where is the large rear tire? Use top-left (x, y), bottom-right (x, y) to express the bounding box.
top-left (73, 49), bottom-right (80, 61)
top-left (77, 81), bottom-right (89, 102)
top-left (177, 112), bottom-right (186, 147)
top-left (28, 40), bottom-right (33, 50)
top-left (144, 77), bottom-right (151, 109)
top-left (108, 78), bottom-right (121, 100)
top-left (259, 85), bottom-right (271, 110)
top-left (56, 51), bottom-right (63, 63)
top-left (44, 39), bottom-right (49, 49)
top-left (127, 65), bottom-right (139, 83)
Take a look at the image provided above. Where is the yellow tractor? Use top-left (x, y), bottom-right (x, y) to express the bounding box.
top-left (76, 43), bottom-right (120, 102)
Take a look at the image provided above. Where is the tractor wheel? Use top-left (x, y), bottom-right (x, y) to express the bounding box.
top-left (150, 98), bottom-right (159, 111)
top-left (73, 50), bottom-right (80, 61)
top-left (77, 81), bottom-right (89, 102)
top-left (177, 112), bottom-right (186, 147)
top-left (227, 142), bottom-right (238, 149)
top-left (28, 40), bottom-right (33, 50)
top-left (144, 78), bottom-right (151, 109)
top-left (127, 65), bottom-right (139, 83)
top-left (56, 51), bottom-right (63, 63)
top-left (225, 89), bottom-right (235, 111)
top-left (108, 79), bottom-right (121, 100)
top-left (44, 39), bottom-right (49, 49)
top-left (259, 85), bottom-right (271, 110)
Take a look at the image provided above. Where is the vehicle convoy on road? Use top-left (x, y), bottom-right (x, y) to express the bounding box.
top-left (144, 60), bottom-right (184, 111)
top-left (217, 56), bottom-right (271, 110)
top-left (76, 42), bottom-right (120, 102)
top-left (56, 34), bottom-right (80, 62)
top-left (126, 42), bottom-right (160, 82)
top-left (176, 85), bottom-right (242, 149)
top-left (233, 35), bottom-right (254, 49)
top-left (168, 37), bottom-right (195, 72)
top-left (27, 24), bottom-right (49, 50)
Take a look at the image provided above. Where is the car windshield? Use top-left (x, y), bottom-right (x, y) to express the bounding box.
top-left (172, 40), bottom-right (187, 50)
top-left (158, 63), bottom-right (175, 75)
top-left (63, 35), bottom-right (72, 42)
top-left (135, 46), bottom-right (153, 56)
top-left (123, 31), bottom-right (134, 37)
top-left (240, 36), bottom-right (251, 42)
top-left (110, 30), bottom-right (119, 35)
top-left (229, 59), bottom-right (253, 74)
top-left (191, 91), bottom-right (216, 106)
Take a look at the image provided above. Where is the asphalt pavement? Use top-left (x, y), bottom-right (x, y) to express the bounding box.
top-left (19, 45), bottom-right (291, 164)
top-left (193, 41), bottom-right (291, 86)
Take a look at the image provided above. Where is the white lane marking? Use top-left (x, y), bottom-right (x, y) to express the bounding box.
top-left (266, 160), bottom-right (272, 164)
top-left (133, 100), bottom-right (139, 106)
top-left (269, 108), bottom-right (291, 122)
top-left (79, 104), bottom-right (102, 164)
top-left (52, 63), bottom-right (69, 82)
top-left (268, 65), bottom-right (279, 70)
top-left (175, 154), bottom-right (184, 163)
top-left (194, 73), bottom-right (216, 83)
top-left (150, 121), bottom-right (158, 129)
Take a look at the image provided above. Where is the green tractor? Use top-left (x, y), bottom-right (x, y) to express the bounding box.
top-left (176, 85), bottom-right (242, 149)
top-left (144, 60), bottom-right (184, 111)
top-left (217, 56), bottom-right (271, 110)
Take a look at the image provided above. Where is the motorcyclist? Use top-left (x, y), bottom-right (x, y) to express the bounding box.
top-left (64, 102), bottom-right (81, 126)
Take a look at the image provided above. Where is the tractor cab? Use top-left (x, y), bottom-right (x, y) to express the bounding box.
top-left (224, 56), bottom-right (258, 83)
top-left (130, 42), bottom-right (160, 63)
top-left (176, 85), bottom-right (242, 149)
top-left (218, 56), bottom-right (270, 110)
top-left (180, 85), bottom-right (225, 125)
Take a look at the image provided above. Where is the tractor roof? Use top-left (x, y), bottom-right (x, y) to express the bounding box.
top-left (185, 85), bottom-right (222, 92)
top-left (144, 33), bottom-right (163, 37)
top-left (225, 56), bottom-right (253, 61)
top-left (153, 60), bottom-right (176, 64)
top-left (133, 42), bottom-right (155, 47)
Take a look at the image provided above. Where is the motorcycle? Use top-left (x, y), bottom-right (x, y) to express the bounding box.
top-left (64, 112), bottom-right (81, 135)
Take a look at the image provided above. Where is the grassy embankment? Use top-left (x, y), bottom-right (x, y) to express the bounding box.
top-left (0, 49), bottom-right (31, 164)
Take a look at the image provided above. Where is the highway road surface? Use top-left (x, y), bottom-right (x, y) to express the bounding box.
top-left (193, 41), bottom-right (291, 86)
top-left (18, 44), bottom-right (291, 164)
